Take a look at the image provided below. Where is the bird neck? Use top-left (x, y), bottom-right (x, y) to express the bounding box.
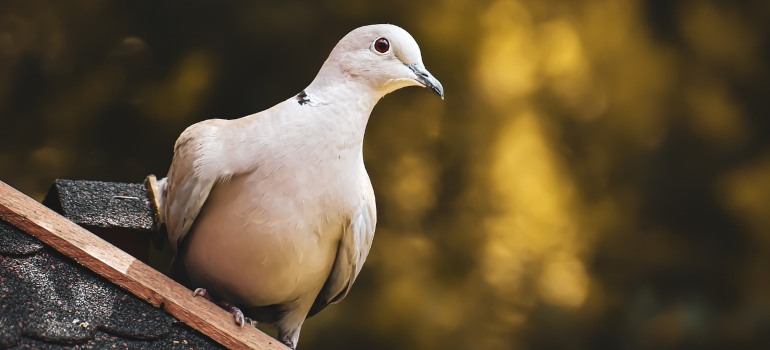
top-left (301, 66), bottom-right (382, 154)
top-left (305, 57), bottom-right (386, 106)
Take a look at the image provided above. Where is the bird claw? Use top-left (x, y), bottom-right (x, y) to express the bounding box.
top-left (229, 305), bottom-right (248, 327)
top-left (192, 288), bottom-right (214, 301)
top-left (221, 301), bottom-right (253, 327)
top-left (193, 289), bottom-right (254, 327)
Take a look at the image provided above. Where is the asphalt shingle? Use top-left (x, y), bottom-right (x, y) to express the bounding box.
top-left (0, 219), bottom-right (223, 349)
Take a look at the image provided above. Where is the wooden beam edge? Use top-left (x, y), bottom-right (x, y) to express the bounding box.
top-left (0, 181), bottom-right (287, 350)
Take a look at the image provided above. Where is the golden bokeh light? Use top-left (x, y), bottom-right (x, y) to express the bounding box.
top-left (484, 111), bottom-right (587, 310)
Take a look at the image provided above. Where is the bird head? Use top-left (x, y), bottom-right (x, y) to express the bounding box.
top-left (322, 24), bottom-right (444, 100)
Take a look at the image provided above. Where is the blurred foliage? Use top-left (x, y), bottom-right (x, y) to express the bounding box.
top-left (2, 0), bottom-right (770, 349)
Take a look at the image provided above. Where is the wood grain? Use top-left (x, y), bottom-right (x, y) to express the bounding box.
top-left (0, 180), bottom-right (287, 350)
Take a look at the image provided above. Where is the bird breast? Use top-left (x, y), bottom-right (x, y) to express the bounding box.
top-left (183, 146), bottom-right (365, 307)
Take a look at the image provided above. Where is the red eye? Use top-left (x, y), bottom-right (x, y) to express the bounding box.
top-left (374, 38), bottom-right (390, 53)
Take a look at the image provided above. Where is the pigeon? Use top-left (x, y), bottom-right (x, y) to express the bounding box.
top-left (150, 24), bottom-right (444, 349)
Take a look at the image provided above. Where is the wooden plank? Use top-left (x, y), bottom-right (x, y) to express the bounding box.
top-left (0, 180), bottom-right (287, 350)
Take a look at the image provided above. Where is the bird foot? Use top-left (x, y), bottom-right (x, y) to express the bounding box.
top-left (192, 288), bottom-right (214, 301)
top-left (192, 288), bottom-right (254, 327)
top-left (230, 306), bottom-right (249, 327)
top-left (219, 300), bottom-right (254, 327)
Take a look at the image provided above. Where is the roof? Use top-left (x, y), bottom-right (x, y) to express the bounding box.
top-left (0, 220), bottom-right (222, 349)
top-left (42, 179), bottom-right (157, 234)
top-left (0, 180), bottom-right (287, 350)
top-left (41, 179), bottom-right (164, 269)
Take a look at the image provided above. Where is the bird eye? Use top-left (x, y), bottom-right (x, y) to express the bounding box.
top-left (374, 38), bottom-right (390, 53)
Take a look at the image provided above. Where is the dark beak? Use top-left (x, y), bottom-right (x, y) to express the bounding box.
top-left (407, 64), bottom-right (445, 100)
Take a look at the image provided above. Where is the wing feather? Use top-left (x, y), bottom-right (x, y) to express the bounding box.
top-left (164, 119), bottom-right (232, 251)
top-left (308, 179), bottom-right (376, 317)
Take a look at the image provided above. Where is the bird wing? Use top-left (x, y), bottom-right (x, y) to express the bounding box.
top-left (308, 175), bottom-right (377, 317)
top-left (164, 118), bottom-right (236, 251)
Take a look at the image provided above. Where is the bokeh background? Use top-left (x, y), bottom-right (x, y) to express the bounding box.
top-left (2, 0), bottom-right (769, 349)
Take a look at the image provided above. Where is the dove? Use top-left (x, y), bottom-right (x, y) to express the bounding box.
top-left (151, 24), bottom-right (443, 349)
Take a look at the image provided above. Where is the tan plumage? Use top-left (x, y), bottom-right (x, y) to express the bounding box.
top-left (156, 24), bottom-right (443, 349)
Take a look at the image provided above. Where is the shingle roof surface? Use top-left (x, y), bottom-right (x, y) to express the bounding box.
top-left (43, 179), bottom-right (156, 232)
top-left (0, 220), bottom-right (224, 350)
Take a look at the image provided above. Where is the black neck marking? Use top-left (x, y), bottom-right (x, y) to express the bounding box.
top-left (296, 90), bottom-right (310, 105)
